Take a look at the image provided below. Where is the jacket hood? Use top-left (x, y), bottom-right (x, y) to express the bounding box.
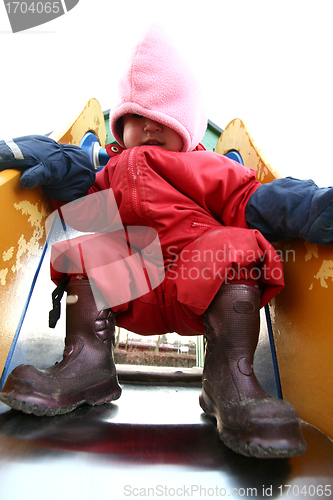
top-left (109, 25), bottom-right (207, 152)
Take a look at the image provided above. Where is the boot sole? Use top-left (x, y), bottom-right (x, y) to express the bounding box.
top-left (199, 389), bottom-right (307, 459)
top-left (0, 382), bottom-right (122, 417)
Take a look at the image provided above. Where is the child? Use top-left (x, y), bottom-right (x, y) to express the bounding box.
top-left (0, 26), bottom-right (332, 459)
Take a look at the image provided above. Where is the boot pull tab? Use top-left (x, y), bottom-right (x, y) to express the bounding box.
top-left (49, 276), bottom-right (71, 328)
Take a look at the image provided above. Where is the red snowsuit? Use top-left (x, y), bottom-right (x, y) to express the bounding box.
top-left (50, 145), bottom-right (284, 336)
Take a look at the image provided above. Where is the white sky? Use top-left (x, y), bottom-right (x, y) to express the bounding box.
top-left (0, 0), bottom-right (332, 186)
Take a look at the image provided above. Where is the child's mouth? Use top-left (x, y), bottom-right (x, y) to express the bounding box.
top-left (142, 140), bottom-right (163, 146)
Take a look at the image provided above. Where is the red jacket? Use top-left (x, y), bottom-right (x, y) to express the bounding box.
top-left (50, 145), bottom-right (284, 336)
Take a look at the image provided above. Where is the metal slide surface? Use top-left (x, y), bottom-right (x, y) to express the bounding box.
top-left (0, 384), bottom-right (332, 500)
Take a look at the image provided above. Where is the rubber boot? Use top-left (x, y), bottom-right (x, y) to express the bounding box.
top-left (0, 279), bottom-right (122, 416)
top-left (199, 284), bottom-right (307, 458)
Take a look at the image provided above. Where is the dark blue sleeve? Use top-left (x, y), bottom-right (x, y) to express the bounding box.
top-left (245, 177), bottom-right (333, 245)
top-left (0, 135), bottom-right (96, 201)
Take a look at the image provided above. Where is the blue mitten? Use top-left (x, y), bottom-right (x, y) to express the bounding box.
top-left (0, 135), bottom-right (96, 201)
top-left (246, 177), bottom-right (333, 245)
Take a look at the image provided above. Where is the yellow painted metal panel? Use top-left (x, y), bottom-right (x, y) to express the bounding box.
top-left (50, 98), bottom-right (107, 147)
top-left (0, 170), bottom-right (50, 377)
top-left (270, 239), bottom-right (333, 440)
top-left (215, 118), bottom-right (333, 440)
top-left (215, 117), bottom-right (280, 184)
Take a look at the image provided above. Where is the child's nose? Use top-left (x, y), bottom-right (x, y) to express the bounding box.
top-left (144, 119), bottom-right (162, 132)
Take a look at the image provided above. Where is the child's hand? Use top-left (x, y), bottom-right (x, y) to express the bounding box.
top-left (0, 135), bottom-right (96, 201)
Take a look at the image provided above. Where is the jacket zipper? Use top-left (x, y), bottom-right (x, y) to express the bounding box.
top-left (191, 221), bottom-right (212, 229)
top-left (128, 148), bottom-right (142, 218)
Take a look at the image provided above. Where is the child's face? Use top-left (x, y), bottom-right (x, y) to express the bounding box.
top-left (122, 114), bottom-right (183, 152)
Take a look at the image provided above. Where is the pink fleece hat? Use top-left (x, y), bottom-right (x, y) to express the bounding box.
top-left (109, 25), bottom-right (207, 152)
